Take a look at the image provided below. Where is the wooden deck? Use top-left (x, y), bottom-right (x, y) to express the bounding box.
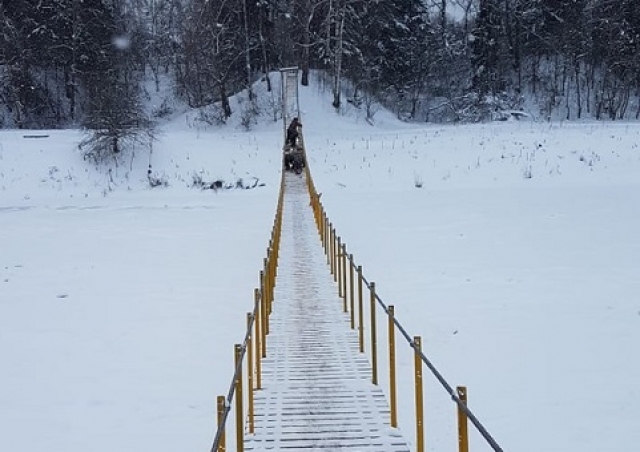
top-left (244, 173), bottom-right (411, 452)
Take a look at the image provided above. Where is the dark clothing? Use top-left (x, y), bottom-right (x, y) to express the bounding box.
top-left (286, 118), bottom-right (301, 147)
top-left (284, 150), bottom-right (305, 173)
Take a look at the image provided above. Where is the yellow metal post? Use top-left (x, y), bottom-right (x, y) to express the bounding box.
top-left (272, 229), bottom-right (279, 268)
top-left (217, 396), bottom-right (226, 452)
top-left (326, 215), bottom-right (330, 262)
top-left (314, 194), bottom-right (319, 229)
top-left (349, 254), bottom-right (355, 329)
top-left (414, 336), bottom-right (424, 452)
top-left (341, 243), bottom-right (347, 310)
top-left (263, 258), bottom-right (269, 318)
top-left (337, 237), bottom-right (343, 297)
top-left (388, 305), bottom-right (398, 428)
top-left (246, 314), bottom-right (254, 434)
top-left (334, 229), bottom-right (338, 282)
top-left (254, 289), bottom-right (262, 389)
top-left (330, 225), bottom-right (335, 276)
top-left (325, 215), bottom-right (330, 263)
top-left (268, 241), bottom-right (274, 283)
top-left (270, 245), bottom-right (277, 296)
top-left (269, 242), bottom-right (275, 282)
top-left (265, 257), bottom-right (273, 315)
top-left (321, 211), bottom-right (325, 252)
top-left (358, 265), bottom-right (364, 353)
top-left (234, 344), bottom-right (244, 452)
top-left (322, 209), bottom-right (326, 244)
top-left (260, 271), bottom-right (268, 354)
top-left (321, 210), bottom-right (326, 250)
top-left (370, 282), bottom-right (378, 385)
top-left (457, 386), bottom-right (469, 452)
top-left (319, 207), bottom-right (324, 244)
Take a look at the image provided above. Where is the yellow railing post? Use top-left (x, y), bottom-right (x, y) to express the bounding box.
top-left (234, 344), bottom-right (244, 452)
top-left (268, 240), bottom-right (274, 283)
top-left (370, 282), bottom-right (378, 385)
top-left (254, 289), bottom-right (262, 389)
top-left (271, 243), bottom-right (278, 287)
top-left (357, 265), bottom-right (364, 353)
top-left (246, 313), bottom-right (254, 434)
top-left (314, 193), bottom-right (321, 232)
top-left (265, 256), bottom-right (273, 315)
top-left (337, 237), bottom-right (343, 297)
top-left (349, 254), bottom-right (355, 329)
top-left (321, 208), bottom-right (326, 244)
top-left (321, 209), bottom-right (326, 250)
top-left (325, 215), bottom-right (330, 263)
top-left (326, 214), bottom-right (330, 261)
top-left (217, 395), bottom-right (226, 452)
top-left (260, 271), bottom-right (268, 353)
top-left (334, 230), bottom-right (339, 282)
top-left (414, 336), bottom-right (424, 452)
top-left (262, 258), bottom-right (269, 317)
top-left (457, 386), bottom-right (469, 452)
top-left (329, 224), bottom-right (332, 268)
top-left (272, 228), bottom-right (279, 264)
top-left (388, 305), bottom-right (398, 428)
top-left (341, 243), bottom-right (347, 311)
top-left (270, 241), bottom-right (276, 281)
top-left (330, 224), bottom-right (335, 276)
top-left (321, 210), bottom-right (325, 251)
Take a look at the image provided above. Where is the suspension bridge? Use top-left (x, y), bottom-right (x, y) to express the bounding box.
top-left (210, 69), bottom-right (503, 452)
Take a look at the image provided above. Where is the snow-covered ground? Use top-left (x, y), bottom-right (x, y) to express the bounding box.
top-left (1, 74), bottom-right (639, 451)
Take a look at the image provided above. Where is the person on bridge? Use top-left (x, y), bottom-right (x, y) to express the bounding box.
top-left (286, 117), bottom-right (302, 148)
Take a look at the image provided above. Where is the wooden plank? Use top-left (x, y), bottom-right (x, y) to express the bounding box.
top-left (245, 173), bottom-right (411, 452)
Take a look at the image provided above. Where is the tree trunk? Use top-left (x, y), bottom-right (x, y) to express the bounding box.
top-left (258, 5), bottom-right (271, 92)
top-left (575, 60), bottom-right (582, 119)
top-left (619, 85), bottom-right (630, 119)
top-left (301, 19), bottom-right (310, 86)
top-left (332, 7), bottom-right (345, 110)
top-left (242, 0), bottom-right (253, 100)
top-left (219, 83), bottom-right (232, 118)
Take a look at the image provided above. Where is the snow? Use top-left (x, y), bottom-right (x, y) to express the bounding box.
top-left (246, 173), bottom-right (411, 452)
top-left (1, 73), bottom-right (640, 452)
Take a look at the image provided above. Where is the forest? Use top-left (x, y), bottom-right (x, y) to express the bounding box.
top-left (1, 0), bottom-right (640, 131)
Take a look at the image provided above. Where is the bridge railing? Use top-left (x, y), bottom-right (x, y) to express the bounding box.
top-left (303, 145), bottom-right (505, 452)
top-left (210, 130), bottom-right (505, 452)
top-left (209, 156), bottom-right (286, 452)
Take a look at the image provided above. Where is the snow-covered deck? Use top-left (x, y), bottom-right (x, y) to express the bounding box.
top-left (244, 173), bottom-right (410, 452)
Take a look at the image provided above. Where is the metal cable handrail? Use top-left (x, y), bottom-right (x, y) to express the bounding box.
top-left (210, 294), bottom-right (260, 452)
top-left (209, 132), bottom-right (504, 452)
top-left (357, 273), bottom-right (504, 452)
top-left (319, 206), bottom-right (505, 451)
top-left (209, 145), bottom-right (285, 452)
